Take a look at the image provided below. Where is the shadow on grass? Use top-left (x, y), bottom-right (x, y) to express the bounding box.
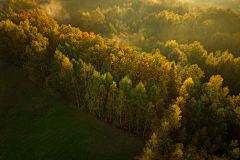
top-left (0, 62), bottom-right (144, 160)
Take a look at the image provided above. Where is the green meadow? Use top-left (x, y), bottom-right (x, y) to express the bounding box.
top-left (0, 62), bottom-right (144, 159)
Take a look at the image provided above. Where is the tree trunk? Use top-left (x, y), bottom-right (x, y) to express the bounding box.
top-left (137, 116), bottom-right (139, 133)
top-left (129, 116), bottom-right (131, 133)
top-left (125, 105), bottom-right (127, 127)
top-left (98, 103), bottom-right (101, 118)
top-left (75, 91), bottom-right (79, 107)
top-left (14, 54), bottom-right (22, 67)
top-left (142, 118), bottom-right (147, 139)
top-left (85, 77), bottom-right (90, 111)
top-left (142, 108), bottom-right (150, 139)
top-left (120, 100), bottom-right (122, 128)
top-left (78, 87), bottom-right (82, 107)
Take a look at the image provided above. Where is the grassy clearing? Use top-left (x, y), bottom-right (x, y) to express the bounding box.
top-left (0, 62), bottom-right (144, 160)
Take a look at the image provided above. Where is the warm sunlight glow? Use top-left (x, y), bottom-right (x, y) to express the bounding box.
top-left (1, 0), bottom-right (240, 159)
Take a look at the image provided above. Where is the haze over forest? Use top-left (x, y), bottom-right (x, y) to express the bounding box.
top-left (39, 0), bottom-right (240, 14)
top-left (1, 0), bottom-right (240, 159)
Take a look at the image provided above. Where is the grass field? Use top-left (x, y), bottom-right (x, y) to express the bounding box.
top-left (0, 61), bottom-right (144, 160)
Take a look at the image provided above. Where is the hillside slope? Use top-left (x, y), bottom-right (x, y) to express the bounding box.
top-left (0, 61), bottom-right (144, 160)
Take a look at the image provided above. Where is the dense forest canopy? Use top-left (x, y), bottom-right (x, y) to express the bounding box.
top-left (1, 0), bottom-right (240, 159)
top-left (30, 0), bottom-right (240, 95)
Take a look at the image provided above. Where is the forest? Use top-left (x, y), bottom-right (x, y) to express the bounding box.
top-left (1, 0), bottom-right (240, 159)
